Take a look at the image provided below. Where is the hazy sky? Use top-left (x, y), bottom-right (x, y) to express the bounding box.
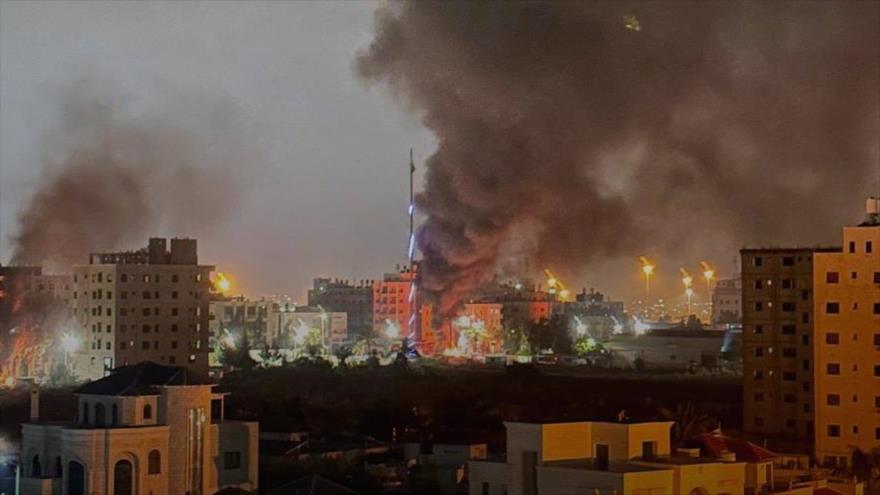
top-left (2, 1), bottom-right (877, 307)
top-left (0, 1), bottom-right (434, 299)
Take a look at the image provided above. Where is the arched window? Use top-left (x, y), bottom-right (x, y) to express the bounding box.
top-left (94, 404), bottom-right (106, 427)
top-left (55, 456), bottom-right (62, 477)
top-left (111, 404), bottom-right (118, 426)
top-left (113, 460), bottom-right (133, 495)
top-left (147, 450), bottom-right (161, 474)
top-left (67, 461), bottom-right (85, 495)
top-left (31, 455), bottom-right (41, 477)
top-left (143, 404), bottom-right (152, 420)
top-left (82, 402), bottom-right (89, 424)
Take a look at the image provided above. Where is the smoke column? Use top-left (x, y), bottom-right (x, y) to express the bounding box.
top-left (9, 81), bottom-right (253, 269)
top-left (357, 1), bottom-right (880, 315)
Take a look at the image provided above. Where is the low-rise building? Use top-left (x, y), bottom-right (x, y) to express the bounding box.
top-left (19, 361), bottom-right (258, 495)
top-left (469, 419), bottom-right (823, 495)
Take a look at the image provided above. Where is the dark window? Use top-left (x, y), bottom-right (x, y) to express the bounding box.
top-left (849, 241), bottom-right (856, 253)
top-left (826, 272), bottom-right (839, 284)
top-left (32, 455), bottom-right (41, 477)
top-left (783, 371), bottom-right (796, 381)
top-left (827, 363), bottom-right (840, 375)
top-left (113, 460), bottom-right (133, 495)
top-left (755, 302), bottom-right (763, 311)
top-left (754, 257), bottom-right (763, 267)
top-left (782, 325), bottom-right (796, 335)
top-left (827, 425), bottom-right (840, 437)
top-left (482, 482), bottom-right (489, 495)
top-left (755, 325), bottom-right (764, 334)
top-left (826, 333), bottom-right (840, 344)
top-left (754, 347), bottom-right (763, 357)
top-left (782, 302), bottom-right (796, 312)
top-left (783, 347), bottom-right (796, 358)
top-left (111, 404), bottom-right (118, 426)
top-left (754, 279), bottom-right (764, 289)
top-left (782, 279), bottom-right (794, 289)
top-left (783, 394), bottom-right (796, 404)
top-left (148, 450), bottom-right (161, 474)
top-left (68, 462), bottom-right (85, 495)
top-left (223, 451), bottom-right (241, 470)
top-left (874, 303), bottom-right (880, 315)
top-left (875, 365), bottom-right (880, 377)
top-left (94, 403), bottom-right (106, 427)
top-left (82, 402), bottom-right (89, 423)
top-left (826, 302), bottom-right (839, 314)
top-left (827, 394), bottom-right (840, 405)
top-left (874, 272), bottom-right (880, 284)
top-left (802, 335), bottom-right (809, 346)
top-left (782, 256), bottom-right (795, 266)
top-left (867, 241), bottom-right (873, 254)
top-left (143, 404), bottom-right (152, 420)
top-left (874, 334), bottom-right (880, 346)
top-left (141, 341), bottom-right (150, 350)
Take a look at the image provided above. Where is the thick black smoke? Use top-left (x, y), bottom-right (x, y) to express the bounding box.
top-left (10, 81), bottom-right (253, 269)
top-left (357, 1), bottom-right (880, 315)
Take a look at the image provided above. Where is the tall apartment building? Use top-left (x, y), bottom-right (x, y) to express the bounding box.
top-left (741, 247), bottom-right (824, 441)
top-left (70, 238), bottom-right (213, 381)
top-left (307, 278), bottom-right (373, 338)
top-left (812, 198), bottom-right (880, 467)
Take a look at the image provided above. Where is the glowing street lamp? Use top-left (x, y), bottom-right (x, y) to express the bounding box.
top-left (700, 261), bottom-right (715, 317)
top-left (639, 257), bottom-right (655, 313)
top-left (680, 269), bottom-right (694, 317)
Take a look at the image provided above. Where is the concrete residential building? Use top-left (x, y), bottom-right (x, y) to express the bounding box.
top-left (19, 361), bottom-right (257, 495)
top-left (469, 420), bottom-right (758, 495)
top-left (70, 238), bottom-right (213, 381)
top-left (712, 278), bottom-right (742, 325)
top-left (307, 278), bottom-right (373, 339)
top-left (373, 266), bottom-right (417, 336)
top-left (740, 247), bottom-right (825, 441)
top-left (812, 198), bottom-right (880, 467)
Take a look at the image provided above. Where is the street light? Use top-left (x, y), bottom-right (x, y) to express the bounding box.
top-left (700, 261), bottom-right (715, 318)
top-left (639, 257), bottom-right (655, 315)
top-left (681, 269), bottom-right (694, 317)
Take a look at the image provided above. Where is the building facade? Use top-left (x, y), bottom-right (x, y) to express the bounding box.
top-left (19, 362), bottom-right (257, 495)
top-left (373, 267), bottom-right (417, 337)
top-left (740, 248), bottom-right (821, 441)
top-left (70, 238), bottom-right (213, 381)
top-left (307, 278), bottom-right (373, 339)
top-left (469, 420), bottom-right (756, 495)
top-left (812, 199), bottom-right (880, 466)
top-left (712, 278), bottom-right (742, 325)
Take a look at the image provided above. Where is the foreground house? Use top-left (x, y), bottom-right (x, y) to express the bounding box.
top-left (20, 362), bottom-right (258, 495)
top-left (469, 419), bottom-right (845, 495)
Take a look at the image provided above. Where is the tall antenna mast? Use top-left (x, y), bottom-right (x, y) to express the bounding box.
top-left (407, 149), bottom-right (418, 345)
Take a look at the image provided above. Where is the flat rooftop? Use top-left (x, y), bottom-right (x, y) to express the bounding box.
top-left (544, 459), bottom-right (667, 473)
top-left (635, 455), bottom-right (733, 466)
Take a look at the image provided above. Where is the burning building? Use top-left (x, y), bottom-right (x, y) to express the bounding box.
top-left (0, 265), bottom-right (73, 386)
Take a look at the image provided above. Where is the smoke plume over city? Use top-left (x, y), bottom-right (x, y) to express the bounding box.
top-left (357, 1), bottom-right (880, 315)
top-left (9, 81), bottom-right (253, 270)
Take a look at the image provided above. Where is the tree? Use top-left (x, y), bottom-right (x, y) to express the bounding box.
top-left (659, 402), bottom-right (715, 446)
top-left (851, 447), bottom-right (880, 492)
top-left (221, 333), bottom-right (257, 371)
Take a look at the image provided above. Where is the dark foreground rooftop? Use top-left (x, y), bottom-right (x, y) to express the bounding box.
top-left (76, 361), bottom-right (212, 396)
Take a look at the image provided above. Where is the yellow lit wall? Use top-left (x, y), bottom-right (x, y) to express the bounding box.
top-left (813, 224), bottom-right (880, 465)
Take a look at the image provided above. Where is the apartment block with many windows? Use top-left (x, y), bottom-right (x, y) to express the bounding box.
top-left (741, 247), bottom-right (824, 441)
top-left (70, 238), bottom-right (213, 381)
top-left (812, 199), bottom-right (880, 467)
